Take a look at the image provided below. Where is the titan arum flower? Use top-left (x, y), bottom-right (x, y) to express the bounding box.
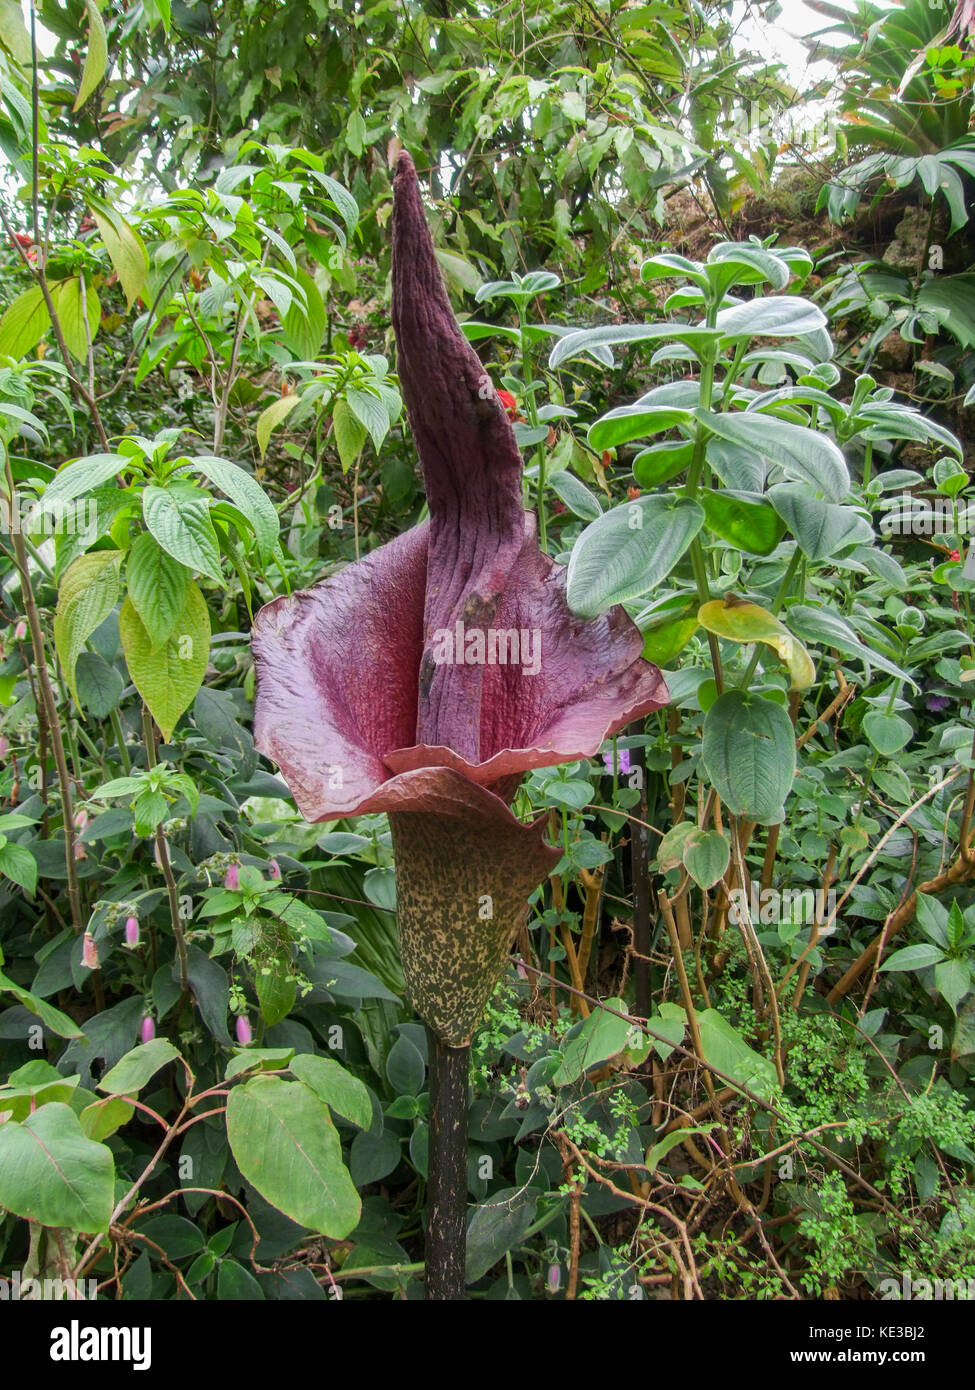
top-left (251, 151), bottom-right (668, 1050)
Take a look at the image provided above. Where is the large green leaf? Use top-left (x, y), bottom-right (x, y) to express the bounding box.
top-left (768, 485), bottom-right (874, 562)
top-left (98, 1039), bottom-right (180, 1096)
top-left (226, 1075), bottom-right (361, 1238)
top-left (289, 1054), bottom-right (371, 1130)
top-left (184, 455), bottom-right (279, 562)
top-left (125, 532), bottom-right (190, 650)
top-left (701, 690), bottom-right (796, 824)
top-left (786, 604), bottom-right (918, 689)
top-left (566, 495), bottom-right (704, 617)
top-left (553, 998), bottom-right (632, 1084)
top-left (0, 1103), bottom-right (114, 1231)
top-left (696, 1011), bottom-right (779, 1102)
top-left (700, 489), bottom-right (784, 555)
top-left (119, 583), bottom-right (210, 741)
top-left (699, 410), bottom-right (849, 501)
top-left (0, 286), bottom-right (50, 359)
top-left (143, 485), bottom-right (223, 582)
top-left (54, 550), bottom-right (124, 704)
top-left (713, 295), bottom-right (827, 341)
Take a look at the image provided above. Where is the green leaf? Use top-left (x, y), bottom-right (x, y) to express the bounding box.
top-left (79, 1096), bottom-right (134, 1141)
top-left (553, 998), bottom-right (632, 1084)
top-left (98, 1039), bottom-right (180, 1095)
top-left (0, 1103), bottom-right (114, 1231)
top-left (547, 470), bottom-right (603, 520)
top-left (862, 709), bottom-right (913, 757)
top-left (0, 0), bottom-right (30, 64)
top-left (38, 452), bottom-right (124, 509)
top-left (566, 495), bottom-right (704, 617)
top-left (74, 0), bottom-right (108, 110)
top-left (696, 1010), bottom-right (779, 1101)
top-left (880, 943), bottom-right (947, 971)
top-left (588, 404), bottom-right (693, 451)
top-left (54, 550), bottom-right (124, 704)
top-left (700, 411), bottom-right (849, 501)
top-left (119, 583), bottom-right (210, 741)
top-left (699, 489), bottom-right (784, 556)
top-left (465, 1187), bottom-right (537, 1285)
top-left (682, 830), bottom-right (730, 890)
top-left (332, 397), bottom-right (366, 472)
top-left (91, 209), bottom-right (148, 309)
top-left (74, 651), bottom-right (123, 717)
top-left (50, 277), bottom-right (100, 362)
top-left (786, 604), bottom-right (918, 689)
top-left (434, 249), bottom-right (483, 295)
top-left (768, 485), bottom-right (874, 561)
top-left (125, 532), bottom-right (190, 650)
top-left (0, 841), bottom-right (37, 895)
top-left (713, 295), bottom-right (827, 341)
top-left (142, 485), bottom-right (223, 582)
top-left (289, 1054), bottom-right (371, 1130)
top-left (185, 455), bottom-right (279, 561)
top-left (282, 267), bottom-right (326, 360)
top-left (0, 286), bottom-right (50, 359)
top-left (701, 690), bottom-right (796, 824)
top-left (345, 386), bottom-right (389, 451)
top-left (935, 959), bottom-right (971, 1015)
top-left (226, 1075), bottom-right (361, 1239)
top-left (255, 956), bottom-right (297, 1026)
top-left (0, 969), bottom-right (83, 1037)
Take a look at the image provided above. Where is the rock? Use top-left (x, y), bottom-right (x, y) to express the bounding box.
top-left (876, 331), bottom-right (912, 370)
top-left (882, 206), bottom-right (929, 273)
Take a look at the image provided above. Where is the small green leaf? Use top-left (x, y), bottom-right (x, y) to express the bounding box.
top-left (74, 0), bottom-right (108, 110)
top-left (98, 1039), bottom-right (180, 1095)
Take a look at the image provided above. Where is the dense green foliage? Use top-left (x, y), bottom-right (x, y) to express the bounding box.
top-left (0, 0), bottom-right (974, 1302)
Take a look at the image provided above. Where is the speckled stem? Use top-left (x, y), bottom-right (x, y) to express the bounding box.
top-left (425, 1029), bottom-right (469, 1300)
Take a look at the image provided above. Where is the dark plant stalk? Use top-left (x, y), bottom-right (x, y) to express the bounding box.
top-left (629, 731), bottom-right (651, 1020)
top-left (424, 1029), bottom-right (469, 1301)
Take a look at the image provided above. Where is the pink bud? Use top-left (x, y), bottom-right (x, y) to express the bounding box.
top-left (14, 620), bottom-right (26, 641)
top-left (124, 915), bottom-right (140, 948)
top-left (73, 840), bottom-right (86, 861)
top-left (74, 808), bottom-right (89, 832)
top-left (268, 859), bottom-right (281, 880)
top-left (224, 863), bottom-right (240, 891)
top-left (140, 1015), bottom-right (156, 1044)
top-left (547, 1263), bottom-right (561, 1294)
top-left (235, 1014), bottom-right (252, 1046)
top-left (81, 932), bottom-right (99, 970)
top-left (0, 735), bottom-right (8, 758)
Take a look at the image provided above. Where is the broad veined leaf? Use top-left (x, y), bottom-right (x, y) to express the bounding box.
top-left (226, 1075), bottom-right (360, 1238)
top-left (713, 295), bottom-right (827, 341)
top-left (98, 1038), bottom-right (180, 1095)
top-left (0, 286), bottom-right (50, 359)
top-left (701, 690), bottom-right (796, 824)
top-left (289, 1054), bottom-right (371, 1130)
top-left (696, 1010), bottom-right (779, 1102)
top-left (547, 470), bottom-right (602, 520)
top-left (91, 208), bottom-right (148, 309)
top-left (548, 322), bottom-right (721, 371)
top-left (588, 404), bottom-right (693, 451)
top-left (185, 455), bottom-right (279, 561)
top-left (698, 410), bottom-right (849, 501)
top-left (0, 1102), bottom-right (114, 1232)
top-left (48, 278), bottom-right (100, 362)
top-left (142, 484), bottom-right (223, 582)
top-left (699, 489), bottom-right (784, 555)
top-left (37, 453), bottom-right (124, 510)
top-left (698, 598), bottom-right (815, 689)
top-left (767, 485), bottom-right (874, 562)
top-left (637, 594), bottom-right (700, 665)
top-left (553, 999), bottom-right (632, 1084)
top-left (119, 583), bottom-right (210, 741)
top-left (332, 397), bottom-right (366, 471)
top-left (633, 440), bottom-right (694, 488)
top-left (0, 969), bottom-right (83, 1037)
top-left (682, 829), bottom-right (730, 889)
top-left (862, 709), bottom-right (913, 757)
top-left (566, 495), bottom-right (704, 618)
top-left (786, 604), bottom-right (918, 689)
top-left (53, 550), bottom-right (124, 704)
top-left (125, 532), bottom-right (190, 650)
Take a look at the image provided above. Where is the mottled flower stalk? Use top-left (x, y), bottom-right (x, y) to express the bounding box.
top-left (251, 152), bottom-right (668, 1298)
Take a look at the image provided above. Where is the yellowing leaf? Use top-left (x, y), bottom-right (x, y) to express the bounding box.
top-left (256, 393), bottom-right (300, 459)
top-left (74, 0), bottom-right (108, 111)
top-left (0, 286), bottom-right (50, 360)
top-left (698, 598), bottom-right (815, 690)
top-left (54, 550), bottom-right (124, 703)
top-left (50, 278), bottom-right (100, 362)
top-left (119, 583), bottom-right (210, 740)
top-left (91, 209), bottom-right (148, 309)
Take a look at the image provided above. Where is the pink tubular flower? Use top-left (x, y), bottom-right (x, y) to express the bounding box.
top-left (224, 863), bottom-right (240, 891)
top-left (140, 1014), bottom-right (156, 1044)
top-left (250, 153), bottom-right (668, 1045)
top-left (0, 735), bottom-right (8, 758)
top-left (236, 1014), bottom-right (253, 1046)
top-left (81, 932), bottom-right (99, 970)
top-left (268, 858), bottom-right (281, 880)
top-left (124, 915), bottom-right (140, 948)
top-left (13, 620), bottom-right (26, 641)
